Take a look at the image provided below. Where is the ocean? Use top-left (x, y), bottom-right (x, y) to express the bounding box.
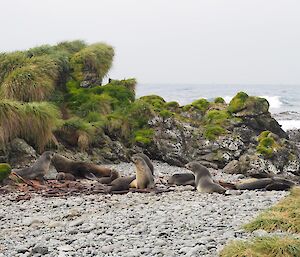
top-left (136, 84), bottom-right (300, 131)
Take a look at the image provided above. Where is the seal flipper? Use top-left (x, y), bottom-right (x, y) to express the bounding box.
top-left (83, 172), bottom-right (99, 181)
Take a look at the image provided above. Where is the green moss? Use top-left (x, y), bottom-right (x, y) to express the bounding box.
top-left (0, 163), bottom-right (11, 182)
top-left (62, 117), bottom-right (96, 135)
top-left (228, 92), bottom-right (269, 115)
top-left (182, 104), bottom-right (192, 112)
top-left (220, 236), bottom-right (300, 257)
top-left (159, 109), bottom-right (174, 119)
top-left (228, 91), bottom-right (249, 113)
top-left (165, 101), bottom-right (180, 108)
top-left (256, 130), bottom-right (279, 158)
top-left (204, 125), bottom-right (226, 140)
top-left (204, 110), bottom-right (230, 125)
top-left (93, 84), bottom-right (135, 107)
top-left (139, 95), bottom-right (165, 111)
top-left (134, 129), bottom-right (154, 145)
top-left (214, 97), bottom-right (225, 104)
top-left (108, 78), bottom-right (137, 92)
top-left (191, 98), bottom-right (210, 113)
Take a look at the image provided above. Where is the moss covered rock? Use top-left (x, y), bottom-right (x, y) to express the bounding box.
top-left (228, 92), bottom-right (269, 116)
top-left (256, 131), bottom-right (280, 158)
top-left (0, 163), bottom-right (11, 182)
top-left (139, 95), bottom-right (165, 111)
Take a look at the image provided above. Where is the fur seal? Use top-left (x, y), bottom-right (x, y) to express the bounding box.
top-left (168, 173), bottom-right (195, 186)
top-left (236, 177), bottom-right (295, 191)
top-left (52, 154), bottom-right (111, 180)
top-left (185, 161), bottom-right (226, 194)
top-left (108, 175), bottom-right (136, 192)
top-left (98, 169), bottom-right (120, 184)
top-left (131, 155), bottom-right (155, 189)
top-left (13, 151), bottom-right (54, 180)
top-left (56, 172), bottom-right (76, 181)
top-left (132, 153), bottom-right (154, 175)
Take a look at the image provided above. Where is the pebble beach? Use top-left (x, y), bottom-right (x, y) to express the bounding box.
top-left (0, 162), bottom-right (287, 257)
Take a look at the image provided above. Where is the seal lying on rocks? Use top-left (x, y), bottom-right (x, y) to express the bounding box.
top-left (168, 173), bottom-right (195, 186)
top-left (130, 155), bottom-right (155, 189)
top-left (13, 151), bottom-right (54, 181)
top-left (98, 169), bottom-right (120, 184)
top-left (107, 175), bottom-right (136, 192)
top-left (185, 161), bottom-right (226, 194)
top-left (52, 154), bottom-right (111, 180)
top-left (132, 153), bottom-right (154, 175)
top-left (236, 177), bottom-right (295, 191)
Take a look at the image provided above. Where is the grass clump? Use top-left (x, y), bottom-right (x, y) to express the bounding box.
top-left (0, 100), bottom-right (59, 151)
top-left (108, 78), bottom-right (137, 93)
top-left (1, 58), bottom-right (58, 102)
top-left (139, 95), bottom-right (166, 111)
top-left (70, 43), bottom-right (114, 85)
top-left (244, 187), bottom-right (300, 233)
top-left (0, 51), bottom-right (27, 84)
top-left (0, 163), bottom-right (11, 182)
top-left (204, 110), bottom-right (230, 125)
top-left (256, 131), bottom-right (280, 158)
top-left (220, 236), bottom-right (300, 257)
top-left (204, 125), bottom-right (226, 140)
top-left (134, 129), bottom-right (154, 145)
top-left (214, 97), bottom-right (226, 104)
top-left (191, 98), bottom-right (210, 113)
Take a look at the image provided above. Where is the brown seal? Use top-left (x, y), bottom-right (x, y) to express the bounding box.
top-left (236, 177), bottom-right (295, 191)
top-left (130, 155), bottom-right (155, 189)
top-left (168, 173), bottom-right (195, 186)
top-left (52, 154), bottom-right (111, 180)
top-left (132, 153), bottom-right (154, 175)
top-left (108, 175), bottom-right (136, 192)
top-left (13, 151), bottom-right (54, 181)
top-left (98, 169), bottom-right (120, 184)
top-left (185, 161), bottom-right (226, 194)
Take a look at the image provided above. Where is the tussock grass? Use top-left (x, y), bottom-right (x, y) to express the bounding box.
top-left (0, 100), bottom-right (59, 151)
top-left (220, 236), bottom-right (300, 257)
top-left (70, 43), bottom-right (114, 84)
top-left (244, 187), bottom-right (300, 233)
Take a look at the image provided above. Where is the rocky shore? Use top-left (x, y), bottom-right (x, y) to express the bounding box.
top-left (0, 162), bottom-right (287, 257)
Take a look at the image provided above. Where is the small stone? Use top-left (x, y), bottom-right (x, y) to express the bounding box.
top-left (31, 246), bottom-right (49, 255)
top-left (101, 245), bottom-right (113, 253)
top-left (69, 218), bottom-right (84, 227)
top-left (57, 245), bottom-right (74, 252)
top-left (252, 229), bottom-right (268, 237)
top-left (16, 246), bottom-right (28, 253)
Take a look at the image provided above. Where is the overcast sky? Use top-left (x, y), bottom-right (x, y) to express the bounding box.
top-left (0, 0), bottom-right (299, 84)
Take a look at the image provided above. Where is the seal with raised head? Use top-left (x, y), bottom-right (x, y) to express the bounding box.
top-left (13, 151), bottom-right (54, 180)
top-left (185, 161), bottom-right (226, 194)
top-left (130, 155), bottom-right (155, 189)
top-left (168, 173), bottom-right (195, 186)
top-left (132, 153), bottom-right (154, 175)
top-left (52, 154), bottom-right (111, 180)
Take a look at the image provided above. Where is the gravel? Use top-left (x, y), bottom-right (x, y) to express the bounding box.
top-left (0, 162), bottom-right (287, 257)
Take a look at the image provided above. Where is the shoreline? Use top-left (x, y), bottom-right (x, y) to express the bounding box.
top-left (0, 162), bottom-right (288, 257)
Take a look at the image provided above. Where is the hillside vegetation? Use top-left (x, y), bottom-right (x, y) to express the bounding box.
top-left (0, 40), bottom-right (283, 161)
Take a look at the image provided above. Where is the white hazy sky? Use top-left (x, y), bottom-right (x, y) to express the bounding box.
top-left (0, 0), bottom-right (300, 84)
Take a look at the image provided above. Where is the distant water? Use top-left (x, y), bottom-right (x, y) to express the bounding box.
top-left (136, 84), bottom-right (300, 131)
